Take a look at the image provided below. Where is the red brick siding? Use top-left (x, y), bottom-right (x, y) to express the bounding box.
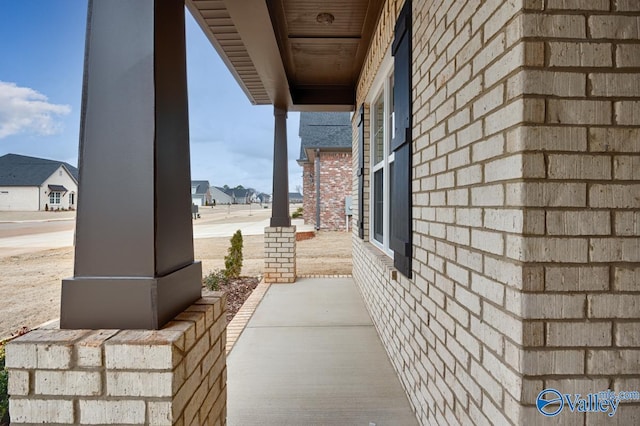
top-left (302, 163), bottom-right (316, 225)
top-left (302, 152), bottom-right (352, 231)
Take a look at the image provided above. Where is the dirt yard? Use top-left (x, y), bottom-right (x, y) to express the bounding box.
top-left (0, 230), bottom-right (352, 340)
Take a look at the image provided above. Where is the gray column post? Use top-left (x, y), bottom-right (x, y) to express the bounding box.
top-left (270, 107), bottom-right (291, 227)
top-left (60, 0), bottom-right (201, 329)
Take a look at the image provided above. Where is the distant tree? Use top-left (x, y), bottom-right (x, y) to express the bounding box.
top-left (223, 184), bottom-right (230, 190)
top-left (234, 185), bottom-right (244, 190)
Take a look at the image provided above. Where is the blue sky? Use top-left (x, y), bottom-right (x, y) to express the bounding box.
top-left (0, 1), bottom-right (302, 194)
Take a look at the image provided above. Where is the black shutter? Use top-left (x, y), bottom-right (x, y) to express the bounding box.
top-left (390, 0), bottom-right (412, 278)
top-left (357, 104), bottom-right (365, 239)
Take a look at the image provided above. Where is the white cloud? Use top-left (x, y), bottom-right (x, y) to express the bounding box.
top-left (0, 81), bottom-right (71, 139)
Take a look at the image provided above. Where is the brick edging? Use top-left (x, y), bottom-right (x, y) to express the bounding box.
top-left (225, 280), bottom-right (271, 355)
top-left (297, 274), bottom-right (353, 278)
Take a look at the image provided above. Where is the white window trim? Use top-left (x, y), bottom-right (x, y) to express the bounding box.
top-left (367, 49), bottom-right (394, 258)
top-left (49, 191), bottom-right (61, 205)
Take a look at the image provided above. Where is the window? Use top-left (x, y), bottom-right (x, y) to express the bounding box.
top-left (70, 193), bottom-right (75, 205)
top-left (389, 0), bottom-right (413, 277)
top-left (369, 60), bottom-right (395, 256)
top-left (360, 0), bottom-right (412, 277)
top-left (49, 192), bottom-right (61, 205)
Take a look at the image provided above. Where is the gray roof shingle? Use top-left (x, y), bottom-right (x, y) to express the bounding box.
top-left (0, 153), bottom-right (79, 186)
top-left (191, 180), bottom-right (210, 196)
top-left (298, 112), bottom-right (352, 162)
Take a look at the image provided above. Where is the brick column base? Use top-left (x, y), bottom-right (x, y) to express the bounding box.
top-left (6, 295), bottom-right (227, 425)
top-left (264, 226), bottom-right (296, 283)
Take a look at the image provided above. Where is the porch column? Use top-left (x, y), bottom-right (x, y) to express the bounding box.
top-left (265, 106), bottom-right (296, 283)
top-left (60, 0), bottom-right (201, 329)
top-left (270, 106), bottom-right (291, 227)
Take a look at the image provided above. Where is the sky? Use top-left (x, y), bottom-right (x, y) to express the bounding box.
top-left (0, 1), bottom-right (303, 195)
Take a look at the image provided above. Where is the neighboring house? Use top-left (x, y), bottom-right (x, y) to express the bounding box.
top-left (210, 186), bottom-right (234, 205)
top-left (288, 192), bottom-right (303, 204)
top-left (297, 112), bottom-right (352, 230)
top-left (187, 1), bottom-right (640, 424)
top-left (0, 153), bottom-right (79, 211)
top-left (256, 192), bottom-right (271, 204)
top-left (223, 187), bottom-right (256, 204)
top-left (190, 180), bottom-right (212, 206)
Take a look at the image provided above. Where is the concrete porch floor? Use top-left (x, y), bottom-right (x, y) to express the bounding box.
top-left (227, 277), bottom-right (419, 425)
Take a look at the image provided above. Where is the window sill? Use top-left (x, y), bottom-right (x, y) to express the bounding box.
top-left (370, 239), bottom-right (393, 260)
top-left (363, 241), bottom-right (398, 282)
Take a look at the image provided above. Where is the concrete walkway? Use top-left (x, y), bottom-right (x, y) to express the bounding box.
top-left (227, 277), bottom-right (419, 425)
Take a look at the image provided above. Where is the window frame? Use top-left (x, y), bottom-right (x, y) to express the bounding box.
top-left (367, 50), bottom-right (394, 257)
top-left (49, 191), bottom-right (61, 205)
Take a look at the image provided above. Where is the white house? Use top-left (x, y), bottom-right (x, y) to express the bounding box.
top-left (210, 186), bottom-right (233, 205)
top-left (190, 180), bottom-right (212, 206)
top-left (0, 153), bottom-right (79, 211)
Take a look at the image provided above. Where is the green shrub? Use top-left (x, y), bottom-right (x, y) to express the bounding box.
top-left (224, 230), bottom-right (243, 279)
top-left (291, 207), bottom-right (303, 218)
top-left (0, 342), bottom-right (8, 426)
top-left (203, 269), bottom-right (227, 291)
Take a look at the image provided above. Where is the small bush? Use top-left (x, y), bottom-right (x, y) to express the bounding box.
top-left (204, 269), bottom-right (227, 291)
top-left (0, 342), bottom-right (8, 426)
top-left (292, 207), bottom-right (303, 218)
top-left (224, 230), bottom-right (243, 279)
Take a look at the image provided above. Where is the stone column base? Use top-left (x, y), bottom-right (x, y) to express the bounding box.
top-left (6, 295), bottom-right (227, 425)
top-left (264, 226), bottom-right (296, 283)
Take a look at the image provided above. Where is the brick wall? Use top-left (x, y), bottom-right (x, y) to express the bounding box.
top-left (514, 2), bottom-right (640, 424)
top-left (352, 0), bottom-right (640, 425)
top-left (6, 296), bottom-right (227, 425)
top-left (302, 163), bottom-right (316, 226)
top-left (302, 152), bottom-right (352, 231)
top-left (264, 226), bottom-right (296, 283)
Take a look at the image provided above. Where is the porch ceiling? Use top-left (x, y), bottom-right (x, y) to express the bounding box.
top-left (186, 0), bottom-right (383, 111)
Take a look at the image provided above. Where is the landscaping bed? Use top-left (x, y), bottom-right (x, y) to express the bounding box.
top-left (203, 276), bottom-right (260, 323)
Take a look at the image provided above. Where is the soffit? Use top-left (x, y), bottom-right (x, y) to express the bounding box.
top-left (187, 0), bottom-right (383, 111)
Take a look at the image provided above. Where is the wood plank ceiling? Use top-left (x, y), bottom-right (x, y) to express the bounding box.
top-left (187, 0), bottom-right (383, 110)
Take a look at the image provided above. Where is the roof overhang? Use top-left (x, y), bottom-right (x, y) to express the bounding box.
top-left (297, 146), bottom-right (352, 165)
top-left (186, 0), bottom-right (383, 111)
top-left (48, 184), bottom-right (68, 193)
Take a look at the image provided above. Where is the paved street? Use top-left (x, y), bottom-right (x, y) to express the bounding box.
top-left (0, 220), bottom-right (75, 257)
top-left (0, 205), bottom-right (309, 257)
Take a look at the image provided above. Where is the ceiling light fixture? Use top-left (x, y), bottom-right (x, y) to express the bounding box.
top-left (316, 12), bottom-right (335, 25)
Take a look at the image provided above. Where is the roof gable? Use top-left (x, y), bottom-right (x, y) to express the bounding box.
top-left (298, 112), bottom-right (352, 161)
top-left (191, 180), bottom-right (210, 196)
top-left (289, 191), bottom-right (303, 199)
top-left (0, 153), bottom-right (79, 186)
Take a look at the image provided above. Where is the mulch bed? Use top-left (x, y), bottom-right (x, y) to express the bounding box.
top-left (215, 276), bottom-right (260, 322)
